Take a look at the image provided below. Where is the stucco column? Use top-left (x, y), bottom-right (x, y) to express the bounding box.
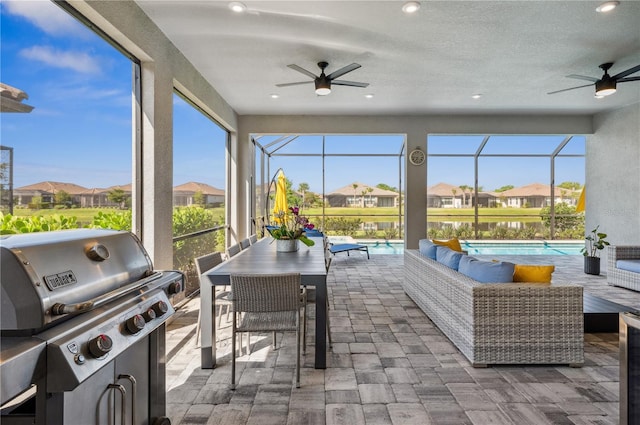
top-left (404, 129), bottom-right (427, 249)
top-left (138, 61), bottom-right (174, 269)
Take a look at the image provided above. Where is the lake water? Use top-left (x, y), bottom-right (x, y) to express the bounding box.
top-left (328, 237), bottom-right (583, 255)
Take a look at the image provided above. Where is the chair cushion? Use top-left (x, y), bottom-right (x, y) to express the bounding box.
top-left (433, 237), bottom-right (463, 252)
top-left (513, 264), bottom-right (555, 283)
top-left (436, 246), bottom-right (464, 270)
top-left (419, 239), bottom-right (437, 259)
top-left (616, 259), bottom-right (640, 273)
top-left (459, 255), bottom-right (515, 283)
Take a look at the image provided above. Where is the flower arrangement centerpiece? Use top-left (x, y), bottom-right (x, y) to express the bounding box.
top-left (270, 206), bottom-right (315, 250)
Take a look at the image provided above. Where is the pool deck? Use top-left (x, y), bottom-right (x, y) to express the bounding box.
top-left (165, 252), bottom-right (637, 425)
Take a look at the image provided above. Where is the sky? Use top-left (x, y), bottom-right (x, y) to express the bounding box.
top-left (1, 1), bottom-right (585, 194)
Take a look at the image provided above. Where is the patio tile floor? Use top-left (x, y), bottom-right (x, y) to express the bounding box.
top-left (166, 252), bottom-right (640, 424)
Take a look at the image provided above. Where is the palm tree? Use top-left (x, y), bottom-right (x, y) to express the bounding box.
top-left (352, 183), bottom-right (359, 207)
top-left (360, 189), bottom-right (368, 208)
top-left (366, 187), bottom-right (374, 207)
top-left (451, 188), bottom-right (457, 208)
top-left (298, 182), bottom-right (309, 207)
top-left (458, 185), bottom-right (469, 207)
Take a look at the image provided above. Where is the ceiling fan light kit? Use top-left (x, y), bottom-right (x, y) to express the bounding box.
top-left (315, 78), bottom-right (331, 96)
top-left (595, 77), bottom-right (616, 97)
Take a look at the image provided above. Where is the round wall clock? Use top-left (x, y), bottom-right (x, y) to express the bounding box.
top-left (409, 148), bottom-right (425, 165)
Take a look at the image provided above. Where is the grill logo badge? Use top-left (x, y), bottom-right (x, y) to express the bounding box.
top-left (44, 271), bottom-right (78, 291)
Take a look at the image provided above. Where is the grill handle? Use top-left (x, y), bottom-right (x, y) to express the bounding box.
top-left (51, 272), bottom-right (164, 315)
top-left (108, 383), bottom-right (127, 425)
top-left (118, 374), bottom-right (137, 425)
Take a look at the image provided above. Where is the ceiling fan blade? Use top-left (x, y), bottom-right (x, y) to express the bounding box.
top-left (287, 64), bottom-right (317, 79)
top-left (566, 74), bottom-right (599, 82)
top-left (275, 81), bottom-right (314, 87)
top-left (612, 63), bottom-right (640, 80)
top-left (331, 80), bottom-right (370, 88)
top-left (326, 63), bottom-right (361, 80)
top-left (618, 76), bottom-right (640, 83)
top-left (547, 83), bottom-right (593, 95)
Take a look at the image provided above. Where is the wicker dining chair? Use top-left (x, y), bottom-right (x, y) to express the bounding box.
top-left (194, 252), bottom-right (229, 345)
top-left (226, 243), bottom-right (241, 259)
top-left (230, 273), bottom-right (306, 390)
top-left (239, 238), bottom-right (251, 250)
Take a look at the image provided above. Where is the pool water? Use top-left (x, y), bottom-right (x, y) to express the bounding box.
top-left (329, 238), bottom-right (584, 255)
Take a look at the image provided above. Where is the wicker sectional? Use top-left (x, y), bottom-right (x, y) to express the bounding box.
top-left (607, 245), bottom-right (640, 292)
top-left (404, 249), bottom-right (584, 367)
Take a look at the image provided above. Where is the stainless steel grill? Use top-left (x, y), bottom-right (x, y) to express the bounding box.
top-left (0, 229), bottom-right (183, 425)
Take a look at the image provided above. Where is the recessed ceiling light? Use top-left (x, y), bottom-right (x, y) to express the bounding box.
top-left (402, 1), bottom-right (421, 14)
top-left (270, 94), bottom-right (279, 99)
top-left (228, 2), bottom-right (247, 13)
top-left (596, 1), bottom-right (619, 13)
top-left (471, 94), bottom-right (482, 99)
top-left (365, 94), bottom-right (374, 99)
top-left (594, 94), bottom-right (606, 99)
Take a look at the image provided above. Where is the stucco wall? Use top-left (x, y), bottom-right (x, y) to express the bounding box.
top-left (589, 103), bottom-right (640, 246)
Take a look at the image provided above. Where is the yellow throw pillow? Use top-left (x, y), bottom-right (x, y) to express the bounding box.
top-left (513, 264), bottom-right (555, 283)
top-left (432, 238), bottom-right (463, 252)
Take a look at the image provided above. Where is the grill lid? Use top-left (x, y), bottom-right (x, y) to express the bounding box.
top-left (1, 229), bottom-right (154, 331)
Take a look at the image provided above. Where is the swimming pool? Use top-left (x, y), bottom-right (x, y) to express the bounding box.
top-left (329, 238), bottom-right (584, 255)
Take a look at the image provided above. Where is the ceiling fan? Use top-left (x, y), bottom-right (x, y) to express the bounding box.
top-left (276, 61), bottom-right (369, 96)
top-left (548, 62), bottom-right (640, 97)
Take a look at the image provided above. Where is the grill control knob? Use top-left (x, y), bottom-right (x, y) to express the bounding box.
top-left (88, 334), bottom-right (113, 358)
top-left (142, 308), bottom-right (157, 322)
top-left (151, 301), bottom-right (168, 317)
top-left (86, 244), bottom-right (110, 261)
top-left (125, 314), bottom-right (145, 334)
top-left (168, 281), bottom-right (182, 295)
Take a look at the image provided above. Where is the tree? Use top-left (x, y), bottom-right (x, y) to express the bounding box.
top-left (107, 188), bottom-right (128, 209)
top-left (376, 183), bottom-right (397, 192)
top-left (450, 188), bottom-right (457, 207)
top-left (494, 185), bottom-right (514, 192)
top-left (297, 182), bottom-right (309, 207)
top-left (360, 189), bottom-right (368, 207)
top-left (366, 187), bottom-right (374, 207)
top-left (558, 181), bottom-right (581, 190)
top-left (459, 185), bottom-right (472, 207)
top-left (193, 191), bottom-right (205, 206)
top-left (351, 183), bottom-right (359, 207)
top-left (55, 190), bottom-right (71, 206)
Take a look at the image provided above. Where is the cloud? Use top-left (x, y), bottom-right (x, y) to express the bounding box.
top-left (3, 0), bottom-right (85, 37)
top-left (20, 45), bottom-right (101, 74)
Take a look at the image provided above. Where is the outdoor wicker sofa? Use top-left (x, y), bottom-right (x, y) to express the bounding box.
top-left (403, 249), bottom-right (584, 367)
top-left (607, 245), bottom-right (640, 292)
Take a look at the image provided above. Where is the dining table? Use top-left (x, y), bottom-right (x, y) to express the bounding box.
top-left (199, 236), bottom-right (328, 369)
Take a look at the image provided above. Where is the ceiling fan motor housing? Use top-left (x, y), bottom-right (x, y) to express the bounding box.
top-left (596, 74), bottom-right (616, 96)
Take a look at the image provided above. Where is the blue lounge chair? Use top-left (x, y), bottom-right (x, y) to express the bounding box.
top-left (329, 243), bottom-right (369, 259)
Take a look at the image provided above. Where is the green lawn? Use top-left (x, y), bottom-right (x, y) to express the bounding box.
top-left (12, 206), bottom-right (544, 226)
top-left (12, 207), bottom-right (109, 225)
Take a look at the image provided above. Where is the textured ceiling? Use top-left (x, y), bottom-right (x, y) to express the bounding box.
top-left (136, 0), bottom-right (640, 116)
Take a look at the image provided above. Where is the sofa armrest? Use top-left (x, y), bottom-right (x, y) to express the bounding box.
top-left (608, 246), bottom-right (640, 262)
top-left (608, 246), bottom-right (640, 291)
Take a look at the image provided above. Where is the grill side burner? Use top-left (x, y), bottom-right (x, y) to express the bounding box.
top-left (0, 229), bottom-right (183, 425)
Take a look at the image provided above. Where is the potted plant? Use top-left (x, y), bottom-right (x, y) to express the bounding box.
top-left (269, 206), bottom-right (315, 252)
top-left (581, 225), bottom-right (610, 275)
